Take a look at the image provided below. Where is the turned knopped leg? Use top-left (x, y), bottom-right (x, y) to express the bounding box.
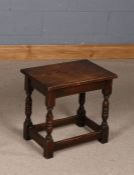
top-left (44, 94), bottom-right (55, 159)
top-left (99, 81), bottom-right (112, 144)
top-left (76, 92), bottom-right (86, 127)
top-left (23, 77), bottom-right (33, 140)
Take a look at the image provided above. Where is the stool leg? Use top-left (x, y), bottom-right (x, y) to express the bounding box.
top-left (44, 95), bottom-right (55, 159)
top-left (23, 77), bottom-right (33, 140)
top-left (76, 93), bottom-right (86, 127)
top-left (44, 107), bottom-right (54, 159)
top-left (99, 81), bottom-right (112, 144)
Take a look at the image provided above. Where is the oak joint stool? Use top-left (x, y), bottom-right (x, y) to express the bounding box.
top-left (21, 60), bottom-right (117, 159)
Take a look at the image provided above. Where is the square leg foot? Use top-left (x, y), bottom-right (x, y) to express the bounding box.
top-left (98, 138), bottom-right (108, 144)
top-left (43, 139), bottom-right (54, 159)
top-left (43, 152), bottom-right (53, 159)
top-left (23, 122), bottom-right (32, 141)
top-left (98, 127), bottom-right (109, 144)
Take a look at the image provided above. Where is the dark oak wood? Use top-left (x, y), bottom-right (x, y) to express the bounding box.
top-left (76, 93), bottom-right (86, 127)
top-left (23, 77), bottom-right (33, 140)
top-left (99, 80), bottom-right (112, 143)
top-left (29, 127), bottom-right (44, 148)
top-left (44, 97), bottom-right (55, 159)
top-left (21, 60), bottom-right (117, 93)
top-left (54, 132), bottom-right (100, 151)
top-left (85, 116), bottom-right (101, 131)
top-left (21, 59), bottom-right (117, 159)
top-left (34, 115), bottom-right (76, 132)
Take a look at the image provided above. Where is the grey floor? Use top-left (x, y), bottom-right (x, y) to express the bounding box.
top-left (0, 59), bottom-right (134, 175)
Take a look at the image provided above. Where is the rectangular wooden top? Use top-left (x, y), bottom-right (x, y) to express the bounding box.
top-left (21, 60), bottom-right (117, 91)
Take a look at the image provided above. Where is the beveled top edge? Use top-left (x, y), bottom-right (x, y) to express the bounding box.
top-left (20, 59), bottom-right (118, 91)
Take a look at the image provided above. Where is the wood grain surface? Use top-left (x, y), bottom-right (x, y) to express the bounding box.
top-left (0, 44), bottom-right (134, 60)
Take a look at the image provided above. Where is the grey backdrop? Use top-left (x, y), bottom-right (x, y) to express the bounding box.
top-left (0, 0), bottom-right (134, 44)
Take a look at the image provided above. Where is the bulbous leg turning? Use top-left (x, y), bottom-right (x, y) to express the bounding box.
top-left (76, 93), bottom-right (86, 127)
